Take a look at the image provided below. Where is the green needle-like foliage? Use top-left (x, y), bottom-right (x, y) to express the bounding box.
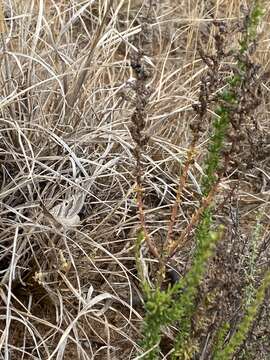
top-left (171, 223), bottom-right (222, 359)
top-left (213, 271), bottom-right (270, 360)
top-left (201, 110), bottom-right (229, 196)
top-left (239, 1), bottom-right (264, 54)
top-left (140, 289), bottom-right (175, 360)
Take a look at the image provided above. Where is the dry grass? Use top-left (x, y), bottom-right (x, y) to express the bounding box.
top-left (0, 1), bottom-right (269, 359)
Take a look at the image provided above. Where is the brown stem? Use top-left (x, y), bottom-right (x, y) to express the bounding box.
top-left (165, 141), bottom-right (197, 250)
top-left (167, 182), bottom-right (219, 259)
top-left (136, 185), bottom-right (160, 259)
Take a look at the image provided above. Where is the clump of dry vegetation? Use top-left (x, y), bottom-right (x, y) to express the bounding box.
top-left (0, 1), bottom-right (269, 359)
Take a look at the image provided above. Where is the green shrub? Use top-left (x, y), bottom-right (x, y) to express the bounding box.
top-left (136, 2), bottom-right (268, 359)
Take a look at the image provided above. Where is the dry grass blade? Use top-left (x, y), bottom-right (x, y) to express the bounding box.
top-left (65, 0), bottom-right (113, 113)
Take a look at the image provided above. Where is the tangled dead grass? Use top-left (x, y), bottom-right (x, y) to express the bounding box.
top-left (0, 1), bottom-right (269, 359)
